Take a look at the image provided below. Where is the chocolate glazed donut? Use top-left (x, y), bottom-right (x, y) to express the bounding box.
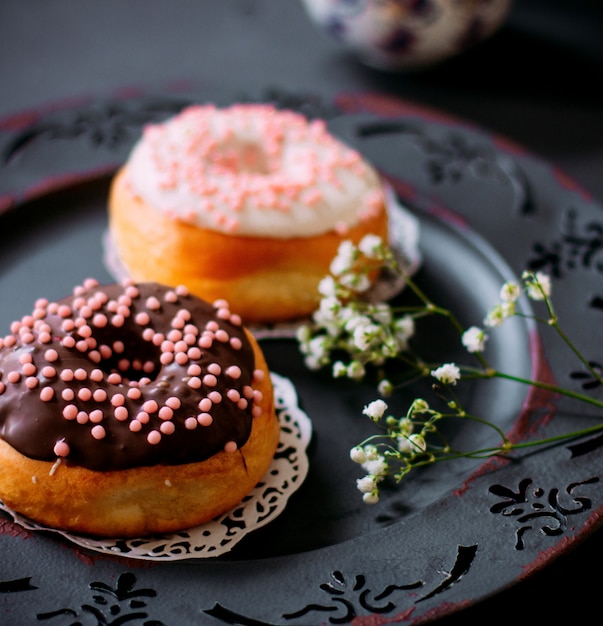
top-left (0, 279), bottom-right (279, 537)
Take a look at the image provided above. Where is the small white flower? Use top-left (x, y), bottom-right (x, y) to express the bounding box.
top-left (318, 275), bottom-right (338, 297)
top-left (339, 271), bottom-right (371, 293)
top-left (461, 326), bottom-right (488, 353)
top-left (358, 234), bottom-right (384, 259)
top-left (362, 399), bottom-right (388, 420)
top-left (356, 475), bottom-right (377, 493)
top-left (353, 322), bottom-right (380, 351)
top-left (350, 446), bottom-right (367, 464)
top-left (318, 295), bottom-right (341, 321)
top-left (408, 433), bottom-right (427, 453)
top-left (370, 303), bottom-right (392, 325)
top-left (362, 457), bottom-right (388, 477)
top-left (484, 303), bottom-right (512, 328)
top-left (524, 271), bottom-right (551, 301)
top-left (362, 491), bottom-right (380, 504)
top-left (347, 360), bottom-right (366, 380)
top-left (500, 281), bottom-right (521, 302)
top-left (431, 363), bottom-right (461, 385)
top-left (330, 241), bottom-right (357, 276)
top-left (332, 361), bottom-right (348, 378)
top-left (394, 316), bottom-right (415, 341)
top-left (378, 379), bottom-right (394, 396)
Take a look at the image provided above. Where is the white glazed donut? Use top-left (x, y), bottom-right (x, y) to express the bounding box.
top-left (107, 103), bottom-right (389, 323)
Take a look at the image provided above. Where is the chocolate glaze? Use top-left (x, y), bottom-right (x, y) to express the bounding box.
top-left (0, 281), bottom-right (257, 471)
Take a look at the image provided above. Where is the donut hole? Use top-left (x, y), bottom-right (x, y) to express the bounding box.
top-left (93, 334), bottom-right (161, 384)
top-left (211, 142), bottom-right (269, 175)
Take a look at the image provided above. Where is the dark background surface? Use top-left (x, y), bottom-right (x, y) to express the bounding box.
top-left (1, 0), bottom-right (602, 623)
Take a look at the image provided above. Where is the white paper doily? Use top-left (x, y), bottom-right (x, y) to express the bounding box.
top-left (0, 372), bottom-right (312, 561)
top-left (103, 185), bottom-right (422, 340)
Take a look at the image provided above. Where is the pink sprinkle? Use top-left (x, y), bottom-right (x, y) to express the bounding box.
top-left (90, 369), bottom-right (103, 382)
top-left (146, 296), bottom-right (161, 310)
top-left (203, 374), bottom-right (217, 387)
top-left (78, 388), bottom-right (92, 401)
top-left (230, 337), bottom-right (242, 350)
top-left (187, 364), bottom-right (201, 376)
top-left (77, 411), bottom-right (89, 424)
top-left (135, 312), bottom-right (150, 325)
top-left (40, 386), bottom-right (54, 401)
top-left (187, 347), bottom-right (201, 360)
top-left (208, 390), bottom-right (222, 404)
top-left (198, 335), bottom-right (213, 349)
top-left (252, 405), bottom-right (262, 418)
top-left (170, 352), bottom-right (185, 366)
top-left (225, 365), bottom-right (242, 379)
top-left (224, 441), bottom-right (238, 454)
top-left (62, 388), bottom-right (75, 401)
top-left (54, 439), bottom-right (70, 457)
top-left (158, 406), bottom-right (173, 420)
top-left (184, 417), bottom-right (198, 429)
top-left (41, 366), bottom-right (56, 378)
top-left (230, 314), bottom-right (242, 326)
top-left (143, 400), bottom-right (158, 413)
top-left (137, 411), bottom-right (150, 424)
top-left (74, 368), bottom-right (87, 381)
top-left (160, 352), bottom-right (174, 365)
top-left (91, 425), bottom-right (106, 440)
top-left (0, 382), bottom-right (4, 395)
top-left (142, 328), bottom-right (154, 341)
top-left (198, 398), bottom-right (212, 412)
top-left (93, 313), bottom-right (108, 328)
top-left (129, 420), bottom-right (142, 432)
top-left (164, 290), bottom-right (178, 303)
top-left (127, 387), bottom-right (142, 399)
top-left (58, 305), bottom-right (72, 318)
top-left (44, 349), bottom-right (59, 362)
top-left (62, 336), bottom-right (76, 349)
top-left (207, 363), bottom-right (221, 375)
top-left (38, 331), bottom-right (52, 344)
top-left (107, 373), bottom-right (122, 384)
top-left (188, 376), bottom-right (202, 389)
top-left (197, 412), bottom-right (213, 426)
top-left (89, 409), bottom-right (104, 423)
top-left (227, 389), bottom-right (241, 402)
top-left (160, 421), bottom-right (175, 435)
top-left (253, 368), bottom-right (265, 383)
top-left (25, 376), bottom-right (38, 389)
top-left (93, 388), bottom-right (107, 402)
top-left (7, 371), bottom-right (21, 384)
top-left (113, 341), bottom-right (125, 353)
top-left (147, 430), bottom-right (161, 444)
top-left (114, 406), bottom-right (129, 421)
top-left (237, 398), bottom-right (248, 409)
top-left (206, 321), bottom-right (219, 332)
top-left (22, 362), bottom-right (36, 376)
top-left (63, 404), bottom-right (78, 420)
top-left (111, 314), bottom-right (125, 327)
top-left (111, 393), bottom-right (125, 407)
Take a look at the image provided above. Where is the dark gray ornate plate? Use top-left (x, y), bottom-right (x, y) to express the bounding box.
top-left (1, 90), bottom-right (603, 625)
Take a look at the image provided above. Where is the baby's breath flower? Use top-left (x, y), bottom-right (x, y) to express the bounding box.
top-left (356, 475), bottom-right (377, 493)
top-left (330, 240), bottom-right (357, 276)
top-left (500, 281), bottom-right (521, 302)
top-left (339, 271), bottom-right (371, 293)
top-left (483, 303), bottom-right (514, 328)
top-left (362, 456), bottom-right (388, 477)
top-left (524, 271), bottom-right (552, 300)
top-left (347, 360), bottom-right (366, 380)
top-left (431, 363), bottom-right (461, 385)
top-left (362, 399), bottom-right (388, 421)
top-left (362, 491), bottom-right (380, 505)
top-left (318, 275), bottom-right (338, 297)
top-left (461, 326), bottom-right (488, 353)
top-left (410, 398), bottom-right (430, 415)
top-left (332, 361), bottom-right (348, 378)
top-left (358, 234), bottom-right (385, 259)
top-left (378, 379), bottom-right (394, 396)
top-left (370, 302), bottom-right (393, 325)
top-left (353, 322), bottom-right (381, 351)
top-left (350, 446), bottom-right (367, 464)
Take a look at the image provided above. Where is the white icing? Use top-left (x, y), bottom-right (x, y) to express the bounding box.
top-left (125, 104), bottom-right (385, 238)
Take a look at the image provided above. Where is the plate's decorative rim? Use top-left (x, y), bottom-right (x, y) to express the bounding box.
top-left (1, 89), bottom-right (603, 625)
